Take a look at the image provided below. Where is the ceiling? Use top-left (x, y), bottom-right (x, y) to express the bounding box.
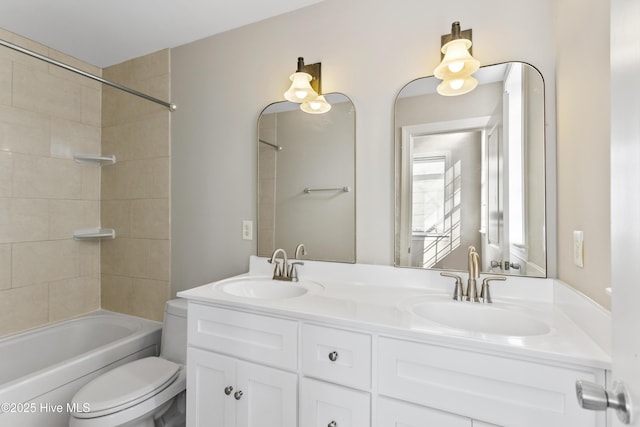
top-left (0, 0), bottom-right (324, 68)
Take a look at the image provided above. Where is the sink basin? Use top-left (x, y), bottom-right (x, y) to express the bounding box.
top-left (409, 300), bottom-right (551, 337)
top-left (216, 277), bottom-right (323, 300)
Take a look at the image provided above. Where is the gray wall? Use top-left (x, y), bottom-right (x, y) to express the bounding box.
top-left (170, 0), bottom-right (557, 293)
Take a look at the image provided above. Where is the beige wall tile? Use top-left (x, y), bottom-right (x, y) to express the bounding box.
top-left (49, 199), bottom-right (100, 240)
top-left (12, 63), bottom-right (83, 121)
top-left (0, 244), bottom-right (10, 290)
top-left (130, 278), bottom-right (170, 321)
top-left (12, 240), bottom-right (79, 287)
top-left (50, 117), bottom-right (101, 159)
top-left (0, 151), bottom-right (12, 197)
top-left (82, 86), bottom-right (102, 127)
top-left (79, 240), bottom-right (100, 278)
top-left (0, 61), bottom-right (11, 106)
top-left (0, 283), bottom-right (49, 337)
top-left (148, 239), bottom-right (170, 282)
top-left (49, 276), bottom-right (99, 322)
top-left (0, 198), bottom-right (49, 244)
top-left (101, 200), bottom-right (131, 238)
top-left (0, 29), bottom-right (49, 72)
top-left (101, 159), bottom-right (153, 200)
top-left (151, 158), bottom-right (170, 198)
top-left (0, 104), bottom-right (50, 156)
top-left (131, 198), bottom-right (170, 239)
top-left (101, 274), bottom-right (133, 315)
top-left (13, 154), bottom-right (82, 199)
top-left (103, 49), bottom-right (169, 87)
top-left (81, 165), bottom-right (101, 201)
top-left (103, 113), bottom-right (169, 161)
top-left (101, 237), bottom-right (148, 278)
top-left (101, 49), bottom-right (171, 321)
top-left (47, 49), bottom-right (102, 90)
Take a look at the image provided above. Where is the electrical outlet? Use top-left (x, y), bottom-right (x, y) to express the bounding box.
top-left (242, 220), bottom-right (253, 241)
top-left (573, 230), bottom-right (584, 268)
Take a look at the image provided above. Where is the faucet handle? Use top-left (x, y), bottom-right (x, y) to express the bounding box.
top-left (440, 272), bottom-right (464, 301)
top-left (289, 261), bottom-right (304, 282)
top-left (271, 261), bottom-right (283, 279)
top-left (480, 276), bottom-right (507, 303)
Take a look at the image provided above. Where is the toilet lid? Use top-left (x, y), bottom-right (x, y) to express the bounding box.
top-left (72, 357), bottom-right (180, 416)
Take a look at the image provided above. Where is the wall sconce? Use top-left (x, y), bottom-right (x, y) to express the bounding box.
top-left (283, 57), bottom-right (331, 114)
top-left (434, 21), bottom-right (480, 96)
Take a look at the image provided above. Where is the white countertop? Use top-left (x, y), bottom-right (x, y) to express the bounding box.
top-left (178, 256), bottom-right (612, 371)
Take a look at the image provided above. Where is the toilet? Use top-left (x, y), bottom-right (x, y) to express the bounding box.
top-left (69, 299), bottom-right (188, 427)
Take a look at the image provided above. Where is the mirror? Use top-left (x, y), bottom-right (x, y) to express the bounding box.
top-left (258, 93), bottom-right (356, 263)
top-left (395, 62), bottom-right (546, 277)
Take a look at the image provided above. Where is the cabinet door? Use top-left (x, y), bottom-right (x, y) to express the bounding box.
top-left (187, 347), bottom-right (237, 427)
top-left (300, 377), bottom-right (371, 427)
top-left (377, 397), bottom-right (471, 427)
top-left (236, 360), bottom-right (298, 427)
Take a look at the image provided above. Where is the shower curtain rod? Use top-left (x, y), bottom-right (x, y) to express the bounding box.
top-left (0, 38), bottom-right (177, 111)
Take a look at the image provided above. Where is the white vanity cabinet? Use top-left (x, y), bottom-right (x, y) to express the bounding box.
top-left (300, 324), bottom-right (373, 427)
top-left (186, 303), bottom-right (298, 427)
top-left (187, 348), bottom-right (297, 427)
top-left (183, 295), bottom-right (607, 427)
top-left (377, 337), bottom-right (605, 427)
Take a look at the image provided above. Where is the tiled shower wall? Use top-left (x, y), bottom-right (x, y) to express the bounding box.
top-left (100, 50), bottom-right (171, 321)
top-left (0, 29), bottom-right (102, 336)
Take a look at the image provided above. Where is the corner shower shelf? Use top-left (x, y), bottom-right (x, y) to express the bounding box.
top-left (73, 228), bottom-right (116, 240)
top-left (73, 153), bottom-right (116, 165)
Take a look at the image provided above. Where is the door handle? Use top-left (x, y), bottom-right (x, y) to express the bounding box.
top-left (576, 380), bottom-right (631, 424)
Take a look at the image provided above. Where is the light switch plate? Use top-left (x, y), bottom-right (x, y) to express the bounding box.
top-left (573, 230), bottom-right (584, 267)
top-left (242, 220), bottom-right (253, 240)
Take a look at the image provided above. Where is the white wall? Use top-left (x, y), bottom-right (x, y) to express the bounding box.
top-left (171, 0), bottom-right (557, 292)
top-left (554, 0), bottom-right (611, 308)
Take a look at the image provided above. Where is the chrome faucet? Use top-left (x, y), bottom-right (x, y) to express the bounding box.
top-left (268, 247), bottom-right (304, 282)
top-left (466, 246), bottom-right (480, 302)
top-left (294, 243), bottom-right (306, 259)
top-left (440, 246), bottom-right (507, 303)
top-left (269, 248), bottom-right (291, 281)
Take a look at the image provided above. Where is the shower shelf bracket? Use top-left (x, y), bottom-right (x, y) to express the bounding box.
top-left (73, 153), bottom-right (116, 165)
top-left (73, 228), bottom-right (116, 240)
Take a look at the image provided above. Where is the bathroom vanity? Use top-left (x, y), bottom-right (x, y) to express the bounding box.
top-left (178, 257), bottom-right (610, 427)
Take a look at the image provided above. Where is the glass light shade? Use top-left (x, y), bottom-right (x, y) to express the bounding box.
top-left (434, 38), bottom-right (480, 80)
top-left (436, 75), bottom-right (478, 96)
top-left (284, 72), bottom-right (318, 103)
top-left (300, 95), bottom-right (332, 114)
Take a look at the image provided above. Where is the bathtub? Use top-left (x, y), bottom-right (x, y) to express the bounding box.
top-left (0, 310), bottom-right (162, 427)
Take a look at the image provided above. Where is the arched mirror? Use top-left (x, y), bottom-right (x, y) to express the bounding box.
top-left (395, 62), bottom-right (546, 277)
top-left (258, 93), bottom-right (356, 263)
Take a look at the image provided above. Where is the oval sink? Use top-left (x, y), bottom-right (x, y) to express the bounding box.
top-left (410, 300), bottom-right (551, 337)
top-left (216, 277), bottom-right (323, 300)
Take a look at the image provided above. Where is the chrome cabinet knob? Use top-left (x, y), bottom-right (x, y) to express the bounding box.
top-left (224, 386), bottom-right (233, 395)
top-left (234, 390), bottom-right (243, 400)
top-left (576, 380), bottom-right (630, 424)
top-left (328, 421), bottom-right (337, 427)
top-left (328, 351), bottom-right (338, 362)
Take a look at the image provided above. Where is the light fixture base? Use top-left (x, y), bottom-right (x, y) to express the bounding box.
top-left (441, 25), bottom-right (473, 58)
top-left (301, 61), bottom-right (322, 95)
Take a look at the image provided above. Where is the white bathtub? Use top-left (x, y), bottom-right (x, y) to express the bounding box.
top-left (0, 310), bottom-right (162, 427)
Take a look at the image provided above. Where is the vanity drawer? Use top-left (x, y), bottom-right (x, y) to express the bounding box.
top-left (378, 337), bottom-right (604, 427)
top-left (301, 323), bottom-right (372, 390)
top-left (300, 377), bottom-right (370, 427)
top-left (188, 302), bottom-right (298, 371)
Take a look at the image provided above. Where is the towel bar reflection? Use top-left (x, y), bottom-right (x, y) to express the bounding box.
top-left (303, 186), bottom-right (351, 193)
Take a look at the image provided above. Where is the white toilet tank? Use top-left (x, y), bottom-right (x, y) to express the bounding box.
top-left (160, 299), bottom-right (188, 364)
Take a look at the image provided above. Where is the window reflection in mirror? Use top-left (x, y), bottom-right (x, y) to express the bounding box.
top-left (258, 93), bottom-right (356, 263)
top-left (395, 63), bottom-right (546, 277)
